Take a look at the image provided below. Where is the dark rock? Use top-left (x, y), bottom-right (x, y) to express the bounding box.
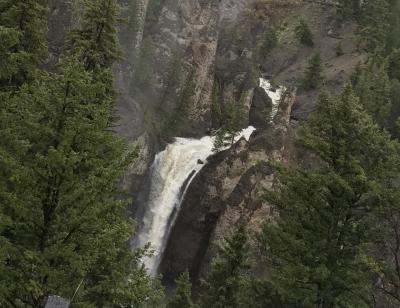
top-left (249, 87), bottom-right (272, 129)
top-left (226, 161), bottom-right (273, 211)
top-left (197, 159), bottom-right (205, 164)
top-left (159, 162), bottom-right (226, 287)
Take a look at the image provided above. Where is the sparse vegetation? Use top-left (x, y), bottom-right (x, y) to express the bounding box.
top-left (162, 68), bottom-right (196, 139)
top-left (213, 98), bottom-right (247, 152)
top-left (134, 36), bottom-right (156, 88)
top-left (335, 41), bottom-right (344, 56)
top-left (211, 79), bottom-right (223, 127)
top-left (337, 0), bottom-right (362, 20)
top-left (259, 27), bottom-right (278, 57)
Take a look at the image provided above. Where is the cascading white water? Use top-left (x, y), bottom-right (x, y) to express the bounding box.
top-left (259, 78), bottom-right (286, 122)
top-left (135, 126), bottom-right (255, 275)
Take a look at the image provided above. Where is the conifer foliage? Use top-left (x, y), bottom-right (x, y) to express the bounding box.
top-left (0, 0), bottom-right (164, 306)
top-left (360, 0), bottom-right (390, 54)
top-left (354, 60), bottom-right (392, 128)
top-left (295, 18), bottom-right (314, 47)
top-left (301, 54), bottom-right (324, 90)
top-left (259, 86), bottom-right (400, 307)
top-left (337, 0), bottom-right (362, 19)
top-left (213, 99), bottom-right (247, 152)
top-left (68, 0), bottom-right (122, 71)
top-left (168, 271), bottom-right (194, 308)
top-left (199, 224), bottom-right (250, 308)
top-left (0, 0), bottom-right (48, 88)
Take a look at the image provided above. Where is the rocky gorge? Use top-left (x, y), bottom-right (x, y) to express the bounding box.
top-left (48, 0), bottom-right (366, 288)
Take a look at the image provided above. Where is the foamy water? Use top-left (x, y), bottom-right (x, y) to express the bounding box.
top-left (259, 78), bottom-right (285, 122)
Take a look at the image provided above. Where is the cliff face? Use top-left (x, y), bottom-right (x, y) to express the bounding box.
top-left (116, 0), bottom-right (220, 140)
top-left (115, 0), bottom-right (222, 207)
top-left (160, 87), bottom-right (298, 285)
top-left (151, 0), bottom-right (366, 285)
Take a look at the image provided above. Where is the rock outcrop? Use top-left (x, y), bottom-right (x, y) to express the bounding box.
top-left (249, 87), bottom-right (272, 129)
top-left (160, 87), bottom-right (299, 285)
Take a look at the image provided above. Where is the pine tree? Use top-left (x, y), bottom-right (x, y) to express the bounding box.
top-left (68, 0), bottom-right (122, 71)
top-left (295, 19), bottom-right (314, 47)
top-left (162, 68), bottom-right (196, 139)
top-left (259, 86), bottom-right (400, 307)
top-left (373, 186), bottom-right (400, 305)
top-left (388, 49), bottom-right (400, 80)
top-left (386, 0), bottom-right (400, 53)
top-left (67, 0), bottom-right (122, 121)
top-left (0, 0), bottom-right (48, 89)
top-left (161, 50), bottom-right (183, 104)
top-left (168, 271), bottom-right (194, 308)
top-left (259, 27), bottom-right (278, 57)
top-left (0, 54), bottom-right (159, 307)
top-left (213, 128), bottom-right (228, 153)
top-left (211, 79), bottom-right (223, 128)
top-left (119, 0), bottom-right (141, 53)
top-left (238, 277), bottom-right (294, 308)
top-left (0, 0), bottom-right (166, 306)
top-left (337, 0), bottom-right (362, 20)
top-left (213, 99), bottom-right (247, 151)
top-left (301, 54), bottom-right (324, 90)
top-left (298, 86), bottom-right (397, 182)
top-left (360, 0), bottom-right (390, 54)
top-left (261, 169), bottom-right (376, 307)
top-left (134, 36), bottom-right (156, 88)
top-left (354, 60), bottom-right (392, 128)
top-left (199, 224), bottom-right (250, 308)
top-left (389, 79), bottom-right (400, 137)
top-left (225, 100), bottom-right (247, 144)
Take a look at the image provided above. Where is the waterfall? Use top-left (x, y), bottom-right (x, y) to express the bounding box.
top-left (259, 78), bottom-right (286, 122)
top-left (134, 127), bottom-right (255, 275)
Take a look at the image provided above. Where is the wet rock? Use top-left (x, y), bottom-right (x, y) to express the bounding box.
top-left (249, 87), bottom-right (272, 129)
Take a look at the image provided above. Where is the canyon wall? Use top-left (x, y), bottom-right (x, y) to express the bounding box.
top-left (47, 0), bottom-right (367, 286)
